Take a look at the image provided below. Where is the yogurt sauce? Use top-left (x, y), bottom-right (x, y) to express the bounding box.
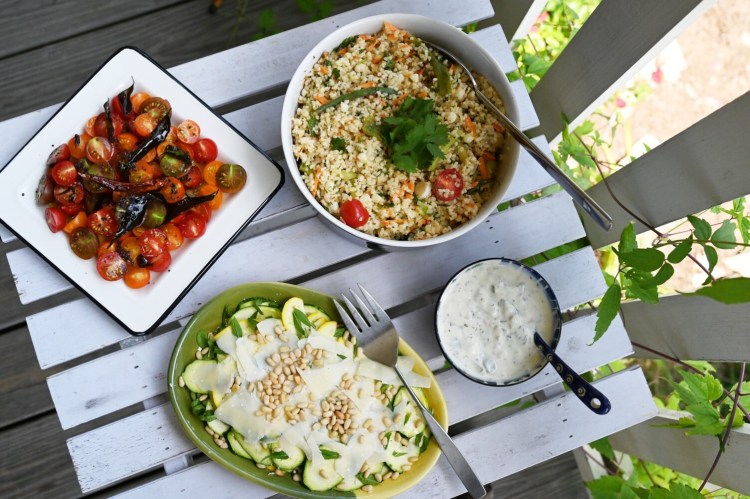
top-left (437, 260), bottom-right (556, 384)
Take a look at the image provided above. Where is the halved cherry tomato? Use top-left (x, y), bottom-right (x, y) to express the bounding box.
top-left (160, 177), bottom-right (186, 203)
top-left (176, 119), bottom-right (200, 144)
top-left (132, 226), bottom-right (147, 238)
top-left (162, 223), bottom-right (183, 250)
top-left (45, 207), bottom-right (66, 233)
top-left (98, 240), bottom-right (118, 258)
top-left (118, 236), bottom-right (142, 265)
top-left (193, 138), bottom-right (217, 163)
top-left (93, 113), bottom-right (109, 138)
top-left (203, 161), bottom-right (222, 186)
top-left (192, 203), bottom-right (212, 223)
top-left (134, 113), bottom-right (157, 137)
top-left (88, 207), bottom-right (118, 239)
top-left (124, 266), bottom-right (151, 288)
top-left (175, 141), bottom-right (194, 160)
top-left (180, 165), bottom-right (203, 189)
top-left (146, 250), bottom-right (172, 272)
top-left (140, 97), bottom-right (171, 121)
top-left (215, 163), bottom-right (246, 194)
top-left (129, 159), bottom-right (157, 183)
top-left (36, 174), bottom-right (55, 205)
top-left (130, 92), bottom-right (151, 113)
top-left (86, 137), bottom-right (114, 164)
top-left (199, 183), bottom-right (222, 210)
top-left (59, 202), bottom-right (83, 216)
top-left (116, 133), bottom-right (139, 152)
top-left (54, 182), bottom-right (85, 205)
top-left (174, 211), bottom-right (206, 239)
top-left (433, 168), bottom-right (464, 202)
top-left (46, 144), bottom-right (70, 166)
top-left (50, 160), bottom-right (78, 187)
top-left (142, 200), bottom-right (167, 228)
top-left (63, 211), bottom-right (88, 234)
top-left (68, 134), bottom-right (91, 159)
top-left (339, 199), bottom-right (369, 228)
top-left (139, 228), bottom-right (168, 259)
top-left (69, 227), bottom-right (99, 260)
top-left (96, 252), bottom-right (127, 281)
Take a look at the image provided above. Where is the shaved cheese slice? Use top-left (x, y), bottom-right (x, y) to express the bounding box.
top-left (215, 329), bottom-right (237, 357)
top-left (185, 357), bottom-right (236, 394)
top-left (297, 358), bottom-right (356, 399)
top-left (343, 377), bottom-right (376, 412)
top-left (305, 333), bottom-right (351, 358)
top-left (280, 424), bottom-right (311, 457)
top-left (257, 317), bottom-right (280, 336)
top-left (215, 390), bottom-right (265, 442)
top-left (356, 357), bottom-right (432, 388)
top-left (234, 336), bottom-right (266, 381)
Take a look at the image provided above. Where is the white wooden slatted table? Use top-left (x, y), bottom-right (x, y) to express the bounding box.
top-left (0, 1), bottom-right (657, 496)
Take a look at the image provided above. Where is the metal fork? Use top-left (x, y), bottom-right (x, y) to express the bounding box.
top-left (423, 40), bottom-right (613, 232)
top-left (335, 285), bottom-right (487, 499)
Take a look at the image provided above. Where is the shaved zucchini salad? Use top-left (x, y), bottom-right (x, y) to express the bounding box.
top-left (179, 295), bottom-right (434, 493)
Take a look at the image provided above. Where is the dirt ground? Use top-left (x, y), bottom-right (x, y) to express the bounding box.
top-left (603, 0), bottom-right (750, 291)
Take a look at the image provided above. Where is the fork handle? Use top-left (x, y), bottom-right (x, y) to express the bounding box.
top-left (475, 90), bottom-right (613, 232)
top-left (394, 367), bottom-right (486, 499)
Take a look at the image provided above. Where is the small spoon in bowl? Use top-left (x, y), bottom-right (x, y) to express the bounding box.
top-left (423, 40), bottom-right (613, 232)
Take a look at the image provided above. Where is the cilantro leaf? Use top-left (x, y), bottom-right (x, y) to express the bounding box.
top-left (269, 450), bottom-right (289, 460)
top-left (230, 317), bottom-right (243, 337)
top-left (292, 308), bottom-right (313, 339)
top-left (356, 472), bottom-right (380, 486)
top-left (331, 137), bottom-right (347, 151)
top-left (320, 447), bottom-right (340, 459)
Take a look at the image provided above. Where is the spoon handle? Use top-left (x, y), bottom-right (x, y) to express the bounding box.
top-left (533, 333), bottom-right (611, 415)
top-left (394, 366), bottom-right (486, 498)
top-left (476, 91), bottom-right (613, 232)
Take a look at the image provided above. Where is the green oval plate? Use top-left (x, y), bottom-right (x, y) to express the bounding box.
top-left (168, 282), bottom-right (448, 498)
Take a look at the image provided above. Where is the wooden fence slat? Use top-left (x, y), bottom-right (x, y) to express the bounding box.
top-left (45, 247), bottom-right (626, 430)
top-left (610, 410), bottom-right (750, 495)
top-left (623, 295), bottom-right (750, 362)
top-left (486, 0), bottom-right (547, 42)
top-left (111, 368), bottom-right (654, 498)
top-left (581, 91), bottom-right (750, 248)
top-left (25, 151), bottom-right (558, 370)
top-left (530, 0), bottom-right (714, 142)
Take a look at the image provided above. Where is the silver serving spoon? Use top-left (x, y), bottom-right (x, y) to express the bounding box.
top-left (423, 40), bottom-right (613, 232)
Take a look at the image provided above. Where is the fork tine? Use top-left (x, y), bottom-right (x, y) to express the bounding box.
top-left (340, 295), bottom-right (369, 331)
top-left (350, 288), bottom-right (376, 325)
top-left (357, 284), bottom-right (387, 320)
top-left (334, 300), bottom-right (360, 334)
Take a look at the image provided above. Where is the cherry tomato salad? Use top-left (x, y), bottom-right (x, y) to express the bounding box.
top-left (37, 81), bottom-right (248, 289)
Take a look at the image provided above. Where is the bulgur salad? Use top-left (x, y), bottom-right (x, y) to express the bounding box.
top-left (292, 21), bottom-right (508, 241)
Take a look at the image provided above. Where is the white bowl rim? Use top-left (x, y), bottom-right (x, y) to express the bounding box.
top-left (281, 13), bottom-right (520, 248)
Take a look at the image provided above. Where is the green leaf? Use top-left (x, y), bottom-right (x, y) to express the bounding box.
top-left (586, 476), bottom-right (629, 499)
top-left (319, 447), bottom-right (340, 460)
top-left (230, 317), bottom-right (243, 338)
top-left (258, 8), bottom-right (275, 31)
top-left (637, 263), bottom-right (674, 288)
top-left (334, 327), bottom-right (346, 338)
top-left (392, 450), bottom-right (407, 457)
top-left (619, 248), bottom-right (665, 272)
top-left (711, 220), bottom-right (737, 249)
top-left (520, 54), bottom-right (552, 77)
top-left (292, 308), bottom-right (313, 338)
top-left (574, 120), bottom-right (595, 136)
top-left (666, 483), bottom-right (703, 499)
top-left (356, 472), bottom-right (380, 486)
top-left (269, 450), bottom-right (289, 460)
top-left (330, 137), bottom-right (347, 151)
top-left (704, 245), bottom-right (718, 272)
top-left (221, 305), bottom-right (232, 328)
top-left (618, 222), bottom-right (637, 254)
top-left (687, 215), bottom-right (711, 241)
top-left (667, 237), bottom-right (692, 264)
top-left (691, 277), bottom-right (750, 304)
top-left (624, 277), bottom-right (658, 304)
top-left (589, 437), bottom-right (614, 460)
top-left (593, 284), bottom-right (621, 342)
top-left (197, 331), bottom-right (209, 349)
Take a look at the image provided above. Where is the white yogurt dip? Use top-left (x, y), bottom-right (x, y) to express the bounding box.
top-left (436, 260), bottom-right (557, 384)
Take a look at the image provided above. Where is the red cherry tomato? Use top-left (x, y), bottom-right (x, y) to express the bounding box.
top-left (139, 228), bottom-right (168, 259)
top-left (176, 119), bottom-right (200, 144)
top-left (339, 199), bottom-right (369, 228)
top-left (191, 203), bottom-right (212, 223)
top-left (46, 144), bottom-right (70, 166)
top-left (433, 168), bottom-right (464, 202)
top-left (50, 160), bottom-right (78, 187)
top-left (68, 134), bottom-right (91, 160)
top-left (93, 113), bottom-right (109, 138)
top-left (86, 137), bottom-right (115, 164)
top-left (45, 207), bottom-right (66, 233)
top-left (146, 250), bottom-right (172, 272)
top-left (181, 165), bottom-right (203, 189)
top-left (96, 252), bottom-right (127, 281)
top-left (193, 138), bottom-right (217, 163)
top-left (88, 207), bottom-right (118, 239)
top-left (162, 223), bottom-right (184, 250)
top-left (174, 211), bottom-right (206, 239)
top-left (59, 202), bottom-right (83, 216)
top-left (54, 182), bottom-right (85, 205)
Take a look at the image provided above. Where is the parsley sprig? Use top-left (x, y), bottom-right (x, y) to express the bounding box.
top-left (374, 98), bottom-right (449, 172)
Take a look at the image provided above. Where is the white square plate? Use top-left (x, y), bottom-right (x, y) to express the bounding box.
top-left (0, 47), bottom-right (284, 335)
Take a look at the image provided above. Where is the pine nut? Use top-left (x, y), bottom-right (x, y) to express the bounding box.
top-left (375, 473), bottom-right (383, 482)
top-left (178, 376), bottom-right (185, 387)
top-left (196, 350), bottom-right (203, 359)
top-left (256, 463), bottom-right (266, 469)
top-left (319, 468), bottom-right (328, 479)
top-left (199, 394), bottom-right (208, 402)
top-left (392, 472), bottom-right (400, 479)
top-left (293, 474), bottom-right (301, 482)
top-left (201, 347), bottom-right (209, 356)
top-left (362, 485), bottom-right (374, 492)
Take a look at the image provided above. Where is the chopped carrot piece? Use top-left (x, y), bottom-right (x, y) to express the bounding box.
top-left (372, 55), bottom-right (383, 64)
top-left (479, 157), bottom-right (491, 180)
top-left (493, 122), bottom-right (506, 133)
top-left (482, 151), bottom-right (496, 161)
top-left (417, 91), bottom-right (428, 99)
top-left (383, 21), bottom-right (398, 33)
top-left (315, 95), bottom-right (329, 105)
top-left (63, 211), bottom-right (87, 234)
top-left (361, 81), bottom-right (376, 88)
top-left (464, 115), bottom-right (477, 135)
top-left (392, 94), bottom-right (406, 107)
top-left (359, 34), bottom-right (373, 40)
top-left (320, 66), bottom-right (329, 75)
top-left (311, 166), bottom-right (323, 197)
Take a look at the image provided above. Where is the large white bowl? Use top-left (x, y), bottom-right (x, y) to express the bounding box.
top-left (281, 13), bottom-right (520, 249)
